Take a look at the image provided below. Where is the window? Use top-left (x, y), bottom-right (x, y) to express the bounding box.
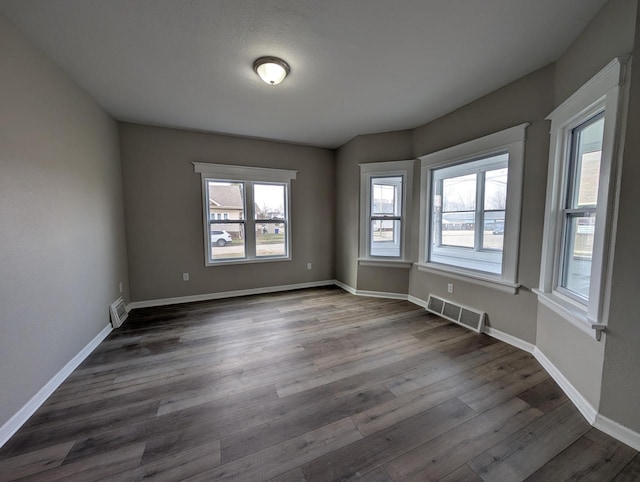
top-left (559, 114), bottom-right (604, 300)
top-left (193, 163), bottom-right (297, 265)
top-left (418, 124), bottom-right (528, 292)
top-left (371, 176), bottom-right (403, 257)
top-left (537, 58), bottom-right (626, 335)
top-left (359, 160), bottom-right (414, 265)
top-left (430, 153), bottom-right (508, 274)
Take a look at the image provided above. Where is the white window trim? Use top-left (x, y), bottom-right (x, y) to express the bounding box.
top-left (417, 123), bottom-right (529, 291)
top-left (192, 162), bottom-right (297, 266)
top-left (359, 159), bottom-right (415, 264)
top-left (536, 57), bottom-right (628, 339)
top-left (414, 262), bottom-right (520, 294)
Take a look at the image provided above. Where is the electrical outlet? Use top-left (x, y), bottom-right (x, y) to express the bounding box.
top-left (307, 262), bottom-right (312, 270)
top-left (119, 282), bottom-right (123, 293)
top-left (183, 272), bottom-right (190, 281)
top-left (447, 283), bottom-right (454, 294)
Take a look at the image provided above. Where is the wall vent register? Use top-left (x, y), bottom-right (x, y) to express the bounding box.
top-left (426, 294), bottom-right (485, 333)
top-left (109, 297), bottom-right (128, 328)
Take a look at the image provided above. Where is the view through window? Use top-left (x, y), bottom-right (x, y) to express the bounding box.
top-left (370, 176), bottom-right (403, 257)
top-left (559, 114), bottom-right (604, 300)
top-left (430, 153), bottom-right (508, 274)
top-left (207, 180), bottom-right (289, 263)
top-left (254, 183), bottom-right (287, 258)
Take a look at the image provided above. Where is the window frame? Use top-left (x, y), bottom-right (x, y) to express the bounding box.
top-left (417, 124), bottom-right (528, 293)
top-left (536, 58), bottom-right (627, 335)
top-left (193, 162), bottom-right (297, 266)
top-left (359, 160), bottom-right (414, 267)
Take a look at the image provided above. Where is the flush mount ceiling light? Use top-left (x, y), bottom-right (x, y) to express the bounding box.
top-left (253, 56), bottom-right (290, 85)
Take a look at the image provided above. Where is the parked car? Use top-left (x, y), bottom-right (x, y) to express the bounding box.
top-left (492, 223), bottom-right (505, 235)
top-left (211, 230), bottom-right (233, 246)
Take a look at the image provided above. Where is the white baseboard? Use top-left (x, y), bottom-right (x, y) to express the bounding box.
top-left (127, 280), bottom-right (336, 310)
top-left (408, 297), bottom-right (536, 355)
top-left (355, 290), bottom-right (408, 300)
top-left (595, 413), bottom-right (640, 451)
top-left (332, 280), bottom-right (408, 300)
top-left (4, 283), bottom-right (639, 453)
top-left (533, 347), bottom-right (598, 424)
top-left (407, 295), bottom-right (429, 309)
top-left (534, 347), bottom-right (640, 449)
top-left (409, 296), bottom-right (598, 428)
top-left (483, 326), bottom-right (535, 354)
top-left (0, 324), bottom-right (112, 448)
top-left (333, 280), bottom-right (357, 295)
top-left (409, 296), bottom-right (640, 449)
top-left (127, 280), bottom-right (640, 452)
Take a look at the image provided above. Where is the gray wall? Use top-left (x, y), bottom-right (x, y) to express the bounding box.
top-left (554, 0), bottom-right (637, 106)
top-left (409, 65), bottom-right (555, 344)
top-left (119, 123), bottom-right (335, 302)
top-left (537, 306), bottom-right (606, 407)
top-left (0, 14), bottom-right (129, 427)
top-left (536, 0), bottom-right (637, 423)
top-left (335, 137), bottom-right (360, 289)
top-left (600, 2), bottom-right (640, 433)
top-left (334, 130), bottom-right (414, 294)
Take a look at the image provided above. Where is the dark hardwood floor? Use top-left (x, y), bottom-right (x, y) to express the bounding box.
top-left (0, 286), bottom-right (637, 481)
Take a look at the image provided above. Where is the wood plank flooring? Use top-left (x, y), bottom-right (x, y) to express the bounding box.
top-left (0, 286), bottom-right (637, 481)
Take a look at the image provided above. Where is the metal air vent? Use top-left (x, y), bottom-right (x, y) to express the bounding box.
top-left (425, 294), bottom-right (485, 333)
top-left (109, 297), bottom-right (128, 329)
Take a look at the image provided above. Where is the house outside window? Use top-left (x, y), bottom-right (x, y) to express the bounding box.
top-left (359, 160), bottom-right (414, 267)
top-left (417, 124), bottom-right (528, 293)
top-left (193, 163), bottom-right (297, 265)
top-left (536, 58), bottom-right (626, 338)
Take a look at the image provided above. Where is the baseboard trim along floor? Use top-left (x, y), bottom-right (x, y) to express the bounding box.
top-left (0, 324), bottom-right (112, 448)
top-left (2, 283), bottom-right (638, 453)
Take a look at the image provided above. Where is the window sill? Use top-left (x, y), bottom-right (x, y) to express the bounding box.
top-left (533, 289), bottom-right (606, 341)
top-left (358, 258), bottom-right (413, 269)
top-left (206, 256), bottom-right (291, 267)
top-left (414, 262), bottom-right (520, 294)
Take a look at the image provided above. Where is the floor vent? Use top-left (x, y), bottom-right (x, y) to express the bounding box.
top-left (426, 294), bottom-right (485, 333)
top-left (109, 297), bottom-right (128, 328)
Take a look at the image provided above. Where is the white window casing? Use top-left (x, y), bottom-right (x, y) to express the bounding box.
top-left (359, 160), bottom-right (415, 266)
top-left (193, 162), bottom-right (297, 266)
top-left (535, 57), bottom-right (629, 340)
top-left (417, 124), bottom-right (529, 293)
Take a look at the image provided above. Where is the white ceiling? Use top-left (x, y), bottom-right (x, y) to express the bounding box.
top-left (0, 0), bottom-right (607, 148)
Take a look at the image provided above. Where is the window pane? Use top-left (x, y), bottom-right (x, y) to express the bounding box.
top-left (439, 173), bottom-right (477, 249)
top-left (210, 223), bottom-right (245, 260)
top-left (571, 116), bottom-right (604, 208)
top-left (483, 211), bottom-right (505, 250)
top-left (208, 182), bottom-right (244, 221)
top-left (442, 174), bottom-right (476, 212)
top-left (372, 177), bottom-right (402, 216)
top-left (484, 168), bottom-right (508, 210)
top-left (254, 183), bottom-right (286, 220)
top-left (371, 220), bottom-right (401, 257)
top-left (561, 214), bottom-right (595, 298)
top-left (440, 213), bottom-right (476, 248)
top-left (256, 221), bottom-right (286, 257)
